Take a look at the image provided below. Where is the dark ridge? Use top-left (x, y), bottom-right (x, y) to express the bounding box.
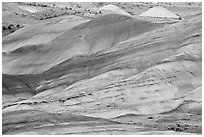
top-left (6, 44), bottom-right (44, 55)
top-left (2, 74), bottom-right (45, 94)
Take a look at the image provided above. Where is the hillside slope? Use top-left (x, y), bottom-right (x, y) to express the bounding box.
top-left (3, 14), bottom-right (162, 74)
top-left (2, 10), bottom-right (202, 135)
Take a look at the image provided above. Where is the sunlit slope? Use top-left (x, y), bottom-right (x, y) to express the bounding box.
top-left (2, 15), bottom-right (88, 53)
top-left (2, 2), bottom-right (36, 25)
top-left (3, 14), bottom-right (162, 74)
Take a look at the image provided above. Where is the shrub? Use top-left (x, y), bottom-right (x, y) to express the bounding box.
top-left (2, 26), bottom-right (7, 30)
top-left (10, 29), bottom-right (15, 33)
top-left (8, 25), bottom-right (12, 29)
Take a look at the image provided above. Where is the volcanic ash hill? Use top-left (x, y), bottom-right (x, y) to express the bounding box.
top-left (2, 5), bottom-right (202, 135)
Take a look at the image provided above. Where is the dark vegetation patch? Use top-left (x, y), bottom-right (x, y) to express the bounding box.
top-left (167, 123), bottom-right (190, 132)
top-left (2, 24), bottom-right (23, 37)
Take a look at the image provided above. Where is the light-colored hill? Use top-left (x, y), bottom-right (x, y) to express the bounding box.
top-left (139, 6), bottom-right (180, 19)
top-left (100, 4), bottom-right (132, 17)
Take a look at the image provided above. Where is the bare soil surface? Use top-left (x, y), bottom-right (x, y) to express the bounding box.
top-left (2, 2), bottom-right (202, 135)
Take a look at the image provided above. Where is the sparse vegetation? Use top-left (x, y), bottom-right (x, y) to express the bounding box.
top-left (168, 124), bottom-right (190, 132)
top-left (2, 23), bottom-right (23, 37)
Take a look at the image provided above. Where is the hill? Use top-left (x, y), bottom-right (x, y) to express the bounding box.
top-left (2, 2), bottom-right (202, 135)
top-left (3, 14), bottom-right (161, 74)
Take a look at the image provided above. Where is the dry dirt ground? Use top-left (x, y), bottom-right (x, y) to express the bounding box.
top-left (2, 2), bottom-right (202, 135)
